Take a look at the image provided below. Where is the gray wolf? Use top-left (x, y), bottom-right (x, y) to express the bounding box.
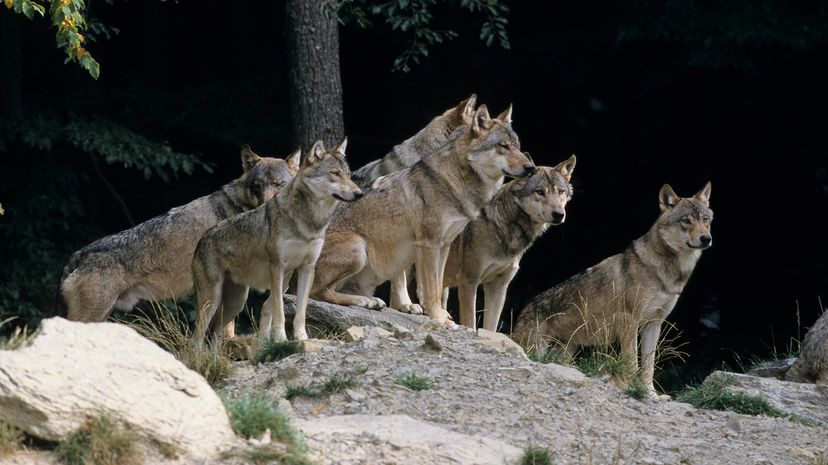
top-left (60, 146), bottom-right (301, 322)
top-left (310, 105), bottom-right (535, 323)
top-left (512, 182), bottom-right (713, 395)
top-left (350, 94), bottom-right (477, 188)
top-left (442, 155), bottom-right (576, 331)
top-left (191, 139), bottom-right (362, 347)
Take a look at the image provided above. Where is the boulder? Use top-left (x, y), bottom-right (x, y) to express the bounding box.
top-left (787, 310), bottom-right (828, 385)
top-left (283, 295), bottom-right (429, 334)
top-left (706, 370), bottom-right (828, 425)
top-left (747, 358), bottom-right (796, 379)
top-left (476, 328), bottom-right (529, 360)
top-left (0, 317), bottom-right (236, 458)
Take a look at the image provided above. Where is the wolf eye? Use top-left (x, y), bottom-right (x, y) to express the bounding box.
top-left (534, 189), bottom-right (546, 196)
top-left (498, 142), bottom-right (510, 149)
top-left (331, 170), bottom-right (342, 177)
top-left (702, 216), bottom-right (711, 223)
top-left (681, 217), bottom-right (692, 224)
top-left (556, 187), bottom-right (566, 196)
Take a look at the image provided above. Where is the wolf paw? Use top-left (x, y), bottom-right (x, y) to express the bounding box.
top-left (293, 326), bottom-right (309, 341)
top-left (427, 308), bottom-right (453, 324)
top-left (270, 326), bottom-right (288, 342)
top-left (354, 296), bottom-right (386, 309)
top-left (396, 303), bottom-right (424, 315)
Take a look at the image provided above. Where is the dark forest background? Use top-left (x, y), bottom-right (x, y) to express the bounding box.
top-left (1, 1), bottom-right (826, 392)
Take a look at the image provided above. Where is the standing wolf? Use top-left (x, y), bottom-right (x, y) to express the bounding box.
top-left (191, 139), bottom-right (362, 347)
top-left (442, 156), bottom-right (576, 331)
top-left (513, 182), bottom-right (713, 395)
top-left (350, 94), bottom-right (477, 187)
top-left (310, 105), bottom-right (535, 322)
top-left (60, 147), bottom-right (300, 322)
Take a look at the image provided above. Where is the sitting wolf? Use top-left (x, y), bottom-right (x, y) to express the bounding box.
top-left (60, 146), bottom-right (300, 322)
top-left (513, 182), bottom-right (713, 395)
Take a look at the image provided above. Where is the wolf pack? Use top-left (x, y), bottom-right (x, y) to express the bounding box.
top-left (59, 94), bottom-right (713, 397)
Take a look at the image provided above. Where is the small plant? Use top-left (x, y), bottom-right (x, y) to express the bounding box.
top-left (254, 338), bottom-right (301, 364)
top-left (0, 420), bottom-right (24, 457)
top-left (677, 377), bottom-right (786, 417)
top-left (395, 373), bottom-right (433, 391)
top-left (222, 394), bottom-right (307, 453)
top-left (520, 445), bottom-right (555, 465)
top-left (0, 318), bottom-right (32, 350)
top-left (55, 416), bottom-right (140, 465)
top-left (576, 347), bottom-right (635, 380)
top-left (123, 305), bottom-right (233, 386)
top-left (284, 372), bottom-right (360, 400)
top-left (623, 378), bottom-right (649, 401)
top-left (246, 445), bottom-right (315, 465)
top-left (527, 348), bottom-right (574, 366)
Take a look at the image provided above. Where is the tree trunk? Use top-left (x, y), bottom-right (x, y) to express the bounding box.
top-left (284, 0), bottom-right (345, 151)
top-left (0, 11), bottom-right (23, 116)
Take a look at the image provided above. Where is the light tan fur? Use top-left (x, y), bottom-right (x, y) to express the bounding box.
top-left (442, 155), bottom-right (576, 331)
top-left (60, 147), bottom-right (300, 322)
top-left (513, 182), bottom-right (713, 395)
top-left (191, 139), bottom-right (362, 347)
top-left (309, 105), bottom-right (534, 322)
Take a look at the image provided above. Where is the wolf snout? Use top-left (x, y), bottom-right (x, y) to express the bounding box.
top-left (550, 211), bottom-right (565, 225)
top-left (699, 235), bottom-right (712, 247)
top-left (522, 163), bottom-right (535, 176)
top-left (353, 190), bottom-right (365, 200)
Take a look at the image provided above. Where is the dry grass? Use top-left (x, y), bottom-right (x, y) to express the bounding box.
top-left (123, 305), bottom-right (233, 386)
top-left (0, 318), bottom-right (33, 350)
top-left (55, 416), bottom-right (140, 465)
top-left (0, 420), bottom-right (24, 458)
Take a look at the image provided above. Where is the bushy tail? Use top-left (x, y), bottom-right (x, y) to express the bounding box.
top-left (53, 252), bottom-right (82, 318)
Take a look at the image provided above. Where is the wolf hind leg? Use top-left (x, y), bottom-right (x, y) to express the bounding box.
top-left (311, 232), bottom-right (385, 309)
top-left (62, 267), bottom-right (123, 322)
top-left (390, 269), bottom-right (423, 315)
top-left (214, 281), bottom-right (249, 340)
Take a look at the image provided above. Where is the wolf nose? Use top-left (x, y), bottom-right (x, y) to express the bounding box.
top-left (551, 211), bottom-right (565, 224)
top-left (353, 190), bottom-right (364, 200)
top-left (699, 235), bottom-right (712, 246)
top-left (522, 164), bottom-right (535, 174)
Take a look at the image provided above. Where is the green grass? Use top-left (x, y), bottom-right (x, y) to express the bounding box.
top-left (285, 372), bottom-right (360, 400)
top-left (124, 306), bottom-right (233, 386)
top-left (575, 348), bottom-right (635, 380)
top-left (677, 377), bottom-right (786, 417)
top-left (0, 420), bottom-right (24, 457)
top-left (253, 338), bottom-right (301, 364)
top-left (520, 445), bottom-right (555, 465)
top-left (395, 373), bottom-right (433, 391)
top-left (222, 394), bottom-right (307, 453)
top-left (246, 445), bottom-right (316, 465)
top-left (0, 318), bottom-right (32, 350)
top-left (55, 416), bottom-right (140, 465)
top-left (527, 348), bottom-right (574, 366)
top-left (623, 378), bottom-right (649, 401)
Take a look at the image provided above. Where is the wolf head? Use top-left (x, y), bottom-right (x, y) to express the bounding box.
top-left (401, 94), bottom-right (477, 157)
top-left (301, 138), bottom-right (364, 202)
top-left (240, 145), bottom-right (301, 205)
top-left (464, 104), bottom-right (534, 180)
top-left (512, 154), bottom-right (577, 226)
top-left (656, 182), bottom-right (714, 252)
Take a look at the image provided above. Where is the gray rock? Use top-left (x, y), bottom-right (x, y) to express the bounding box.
top-left (284, 295), bottom-right (428, 334)
top-left (747, 358), bottom-right (796, 379)
top-left (423, 333), bottom-right (443, 352)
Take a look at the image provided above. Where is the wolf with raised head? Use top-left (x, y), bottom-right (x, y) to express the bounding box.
top-left (191, 139), bottom-right (362, 347)
top-left (442, 155), bottom-right (576, 331)
top-left (512, 182), bottom-right (713, 395)
top-left (351, 94), bottom-right (477, 188)
top-left (310, 105), bottom-right (535, 323)
top-left (60, 146), bottom-right (300, 322)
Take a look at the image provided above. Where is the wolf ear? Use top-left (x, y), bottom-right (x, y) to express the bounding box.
top-left (659, 184), bottom-right (679, 211)
top-left (455, 93), bottom-right (477, 123)
top-left (694, 181), bottom-right (712, 205)
top-left (496, 104), bottom-right (513, 124)
top-left (305, 140), bottom-right (326, 167)
top-left (471, 105), bottom-right (492, 136)
top-left (553, 154), bottom-right (577, 181)
top-left (285, 148), bottom-right (301, 175)
top-left (332, 136), bottom-right (348, 156)
top-left (240, 145), bottom-right (262, 172)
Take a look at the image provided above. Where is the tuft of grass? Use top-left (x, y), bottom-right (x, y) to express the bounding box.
top-left (395, 373), bottom-right (433, 391)
top-left (253, 338), bottom-right (301, 364)
top-left (623, 378), bottom-right (649, 401)
top-left (576, 347), bottom-right (635, 380)
top-left (246, 445), bottom-right (315, 465)
top-left (0, 420), bottom-right (24, 457)
top-left (55, 416), bottom-right (140, 465)
top-left (527, 348), bottom-right (574, 366)
top-left (124, 306), bottom-right (233, 386)
top-left (520, 445), bottom-right (555, 465)
top-left (0, 318), bottom-right (33, 350)
top-left (222, 394), bottom-right (307, 453)
top-left (284, 372), bottom-right (360, 400)
top-left (677, 377), bottom-right (786, 417)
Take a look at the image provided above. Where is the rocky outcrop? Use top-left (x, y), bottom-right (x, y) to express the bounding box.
top-left (787, 310), bottom-right (828, 385)
top-left (0, 317), bottom-right (236, 458)
top-left (284, 295), bottom-right (429, 334)
top-left (707, 370), bottom-right (828, 425)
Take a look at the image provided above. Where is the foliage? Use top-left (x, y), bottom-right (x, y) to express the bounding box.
top-left (222, 394), bottom-right (308, 453)
top-left (0, 320), bottom-right (32, 350)
top-left (623, 378), bottom-right (649, 401)
top-left (395, 373), bottom-right (433, 391)
top-left (245, 446), bottom-right (316, 465)
top-left (254, 338), bottom-right (302, 364)
top-left (285, 372), bottom-right (360, 400)
top-left (124, 306), bottom-right (234, 386)
top-left (527, 348), bottom-right (575, 366)
top-left (520, 445), bottom-right (555, 465)
top-left (55, 416), bottom-right (140, 465)
top-left (618, 0), bottom-right (828, 69)
top-left (4, 0), bottom-right (100, 78)
top-left (0, 420), bottom-right (24, 458)
top-left (326, 0), bottom-right (510, 72)
top-left (677, 377), bottom-right (786, 417)
top-left (575, 347), bottom-right (636, 380)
